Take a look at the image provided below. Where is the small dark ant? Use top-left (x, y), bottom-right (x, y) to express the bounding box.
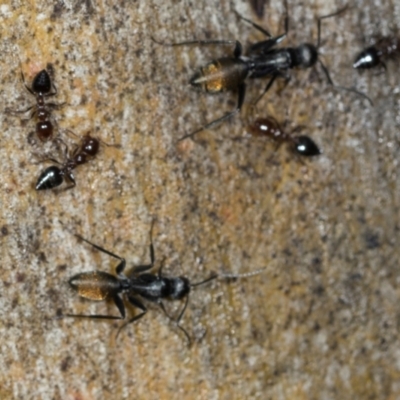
top-left (35, 133), bottom-right (101, 190)
top-left (247, 117), bottom-right (321, 157)
top-left (153, 4), bottom-right (370, 142)
top-left (62, 226), bottom-right (264, 345)
top-left (353, 36), bottom-right (400, 70)
top-left (8, 66), bottom-right (63, 142)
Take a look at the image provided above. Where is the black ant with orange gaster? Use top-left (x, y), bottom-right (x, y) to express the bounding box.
top-left (61, 224), bottom-right (264, 345)
top-left (153, 3), bottom-right (371, 142)
top-left (353, 36), bottom-right (400, 70)
top-left (35, 133), bottom-right (101, 190)
top-left (8, 66), bottom-right (63, 142)
top-left (247, 117), bottom-right (321, 157)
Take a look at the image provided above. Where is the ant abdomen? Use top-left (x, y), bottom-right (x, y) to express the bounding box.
top-left (190, 58), bottom-right (249, 93)
top-left (35, 166), bottom-right (64, 190)
top-left (69, 271), bottom-right (122, 301)
top-left (292, 135), bottom-right (321, 156)
top-left (32, 69), bottom-right (52, 94)
top-left (353, 36), bottom-right (400, 69)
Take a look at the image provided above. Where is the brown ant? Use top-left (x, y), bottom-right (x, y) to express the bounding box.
top-left (8, 66), bottom-right (63, 142)
top-left (247, 117), bottom-right (321, 157)
top-left (61, 224), bottom-right (265, 345)
top-left (35, 133), bottom-right (102, 190)
top-left (353, 36), bottom-right (400, 70)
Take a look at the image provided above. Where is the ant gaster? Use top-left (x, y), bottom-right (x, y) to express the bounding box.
top-left (35, 133), bottom-right (101, 190)
top-left (353, 36), bottom-right (400, 70)
top-left (247, 117), bottom-right (321, 157)
top-left (11, 67), bottom-right (63, 142)
top-left (63, 225), bottom-right (264, 345)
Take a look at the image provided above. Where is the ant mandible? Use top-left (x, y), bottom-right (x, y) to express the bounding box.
top-left (35, 133), bottom-right (101, 190)
top-left (62, 224), bottom-right (264, 345)
top-left (247, 116), bottom-right (321, 157)
top-left (8, 65), bottom-right (63, 142)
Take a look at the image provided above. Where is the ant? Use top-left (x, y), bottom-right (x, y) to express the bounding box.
top-left (35, 132), bottom-right (101, 190)
top-left (62, 225), bottom-right (264, 345)
top-left (247, 116), bottom-right (321, 157)
top-left (353, 36), bottom-right (400, 70)
top-left (153, 22), bottom-right (281, 141)
top-left (241, 3), bottom-right (373, 106)
top-left (8, 66), bottom-right (63, 142)
top-left (153, 4), bottom-right (370, 142)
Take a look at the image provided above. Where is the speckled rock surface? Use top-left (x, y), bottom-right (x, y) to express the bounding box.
top-left (0, 0), bottom-right (399, 399)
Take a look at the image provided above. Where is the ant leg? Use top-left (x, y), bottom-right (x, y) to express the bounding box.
top-left (317, 5), bottom-right (349, 48)
top-left (47, 101), bottom-right (66, 109)
top-left (177, 82), bottom-right (246, 142)
top-left (234, 11), bottom-right (272, 37)
top-left (175, 295), bottom-right (192, 345)
top-left (63, 174), bottom-right (77, 191)
top-left (62, 294), bottom-right (125, 320)
top-left (158, 300), bottom-right (191, 345)
top-left (131, 220), bottom-right (156, 274)
top-left (151, 37), bottom-right (239, 49)
top-left (116, 296), bottom-right (147, 338)
top-left (252, 74), bottom-right (278, 106)
top-left (318, 59), bottom-right (373, 105)
top-left (152, 37), bottom-right (243, 59)
top-left (20, 70), bottom-right (35, 96)
top-left (74, 234), bottom-right (127, 274)
top-left (191, 273), bottom-right (218, 288)
top-left (5, 104), bottom-right (35, 116)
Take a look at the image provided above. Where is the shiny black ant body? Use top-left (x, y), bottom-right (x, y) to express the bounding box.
top-left (10, 67), bottom-right (63, 142)
top-left (62, 228), bottom-right (264, 344)
top-left (247, 116), bottom-right (321, 157)
top-left (154, 5), bottom-right (370, 142)
top-left (242, 4), bottom-right (372, 106)
top-left (353, 36), bottom-right (400, 70)
top-left (35, 133), bottom-right (100, 190)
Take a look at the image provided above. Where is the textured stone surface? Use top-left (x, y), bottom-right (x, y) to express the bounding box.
top-left (0, 0), bottom-right (399, 399)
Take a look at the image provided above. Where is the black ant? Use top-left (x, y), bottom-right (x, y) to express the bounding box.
top-left (247, 116), bottom-right (321, 157)
top-left (8, 66), bottom-right (63, 142)
top-left (353, 36), bottom-right (400, 70)
top-left (241, 3), bottom-right (373, 106)
top-left (153, 4), bottom-right (370, 142)
top-left (35, 133), bottom-right (101, 190)
top-left (62, 226), bottom-right (264, 345)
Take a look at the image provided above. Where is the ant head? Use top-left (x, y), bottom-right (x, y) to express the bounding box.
top-left (353, 46), bottom-right (380, 69)
top-left (169, 277), bottom-right (191, 300)
top-left (293, 136), bottom-right (321, 156)
top-left (32, 69), bottom-right (52, 94)
top-left (81, 136), bottom-right (100, 157)
top-left (35, 165), bottom-right (64, 190)
top-left (297, 43), bottom-right (318, 68)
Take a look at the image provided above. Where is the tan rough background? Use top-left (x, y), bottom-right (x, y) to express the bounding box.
top-left (0, 0), bottom-right (399, 399)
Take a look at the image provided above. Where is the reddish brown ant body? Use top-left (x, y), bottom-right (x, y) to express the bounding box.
top-left (8, 67), bottom-right (63, 142)
top-left (247, 117), bottom-right (321, 157)
top-left (35, 133), bottom-right (101, 190)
